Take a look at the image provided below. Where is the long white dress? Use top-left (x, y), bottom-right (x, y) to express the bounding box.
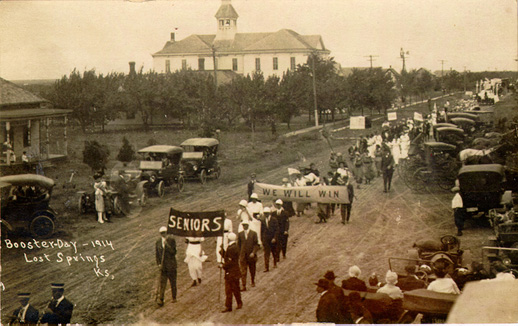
top-left (184, 237), bottom-right (207, 281)
top-left (247, 201), bottom-right (263, 245)
top-left (390, 139), bottom-right (401, 165)
top-left (399, 134), bottom-right (410, 160)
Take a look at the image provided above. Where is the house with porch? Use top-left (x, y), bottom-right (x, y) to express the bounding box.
top-left (0, 77), bottom-right (71, 171)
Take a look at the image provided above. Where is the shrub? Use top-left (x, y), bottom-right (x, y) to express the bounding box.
top-left (116, 137), bottom-right (136, 163)
top-left (82, 140), bottom-right (110, 174)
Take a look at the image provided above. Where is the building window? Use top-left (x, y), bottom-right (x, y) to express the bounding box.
top-left (220, 20), bottom-right (224, 26)
top-left (226, 19), bottom-right (231, 26)
top-left (273, 57), bottom-right (278, 70)
top-left (165, 60), bottom-right (170, 73)
top-left (198, 58), bottom-right (205, 71)
top-left (255, 58), bottom-right (261, 71)
top-left (232, 58), bottom-right (238, 71)
top-left (290, 57), bottom-right (296, 70)
top-left (182, 59), bottom-right (187, 70)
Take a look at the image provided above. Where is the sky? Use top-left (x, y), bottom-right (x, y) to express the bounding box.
top-left (0, 0), bottom-right (516, 81)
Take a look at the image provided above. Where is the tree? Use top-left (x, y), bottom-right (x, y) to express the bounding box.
top-left (277, 70), bottom-right (307, 129)
top-left (116, 137), bottom-right (136, 164)
top-left (83, 140), bottom-right (110, 174)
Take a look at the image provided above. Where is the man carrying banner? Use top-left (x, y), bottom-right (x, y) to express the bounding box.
top-left (238, 221), bottom-right (259, 291)
top-left (221, 233), bottom-right (243, 312)
top-left (216, 216), bottom-right (233, 264)
top-left (155, 226), bottom-right (177, 306)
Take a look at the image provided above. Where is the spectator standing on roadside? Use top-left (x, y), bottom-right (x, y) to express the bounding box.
top-left (247, 173), bottom-right (258, 200)
top-left (381, 145), bottom-right (395, 193)
top-left (94, 174), bottom-right (107, 224)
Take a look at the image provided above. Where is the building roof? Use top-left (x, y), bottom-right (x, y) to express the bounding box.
top-left (215, 0), bottom-right (238, 19)
top-left (153, 29), bottom-right (329, 56)
top-left (0, 77), bottom-right (47, 107)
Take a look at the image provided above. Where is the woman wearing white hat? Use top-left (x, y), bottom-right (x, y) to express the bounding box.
top-left (247, 193), bottom-right (263, 246)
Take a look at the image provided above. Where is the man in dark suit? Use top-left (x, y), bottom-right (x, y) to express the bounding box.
top-left (272, 199), bottom-right (289, 259)
top-left (260, 207), bottom-right (279, 272)
top-left (40, 283), bottom-right (74, 325)
top-left (221, 233), bottom-right (242, 312)
top-left (155, 226), bottom-right (177, 306)
top-left (324, 271), bottom-right (352, 323)
top-left (237, 221), bottom-right (259, 291)
top-left (315, 278), bottom-right (342, 323)
top-left (10, 292), bottom-right (39, 325)
top-left (342, 265), bottom-right (368, 292)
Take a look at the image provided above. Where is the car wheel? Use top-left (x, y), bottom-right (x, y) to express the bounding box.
top-left (157, 180), bottom-right (165, 198)
top-left (199, 169), bottom-right (207, 184)
top-left (78, 195), bottom-right (87, 214)
top-left (30, 215), bottom-right (55, 239)
top-left (113, 196), bottom-right (123, 216)
top-left (177, 175), bottom-right (185, 192)
top-left (214, 166), bottom-right (221, 179)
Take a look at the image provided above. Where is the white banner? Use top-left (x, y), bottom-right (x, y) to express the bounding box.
top-left (254, 182), bottom-right (349, 204)
top-left (350, 116), bottom-right (365, 130)
top-left (414, 112), bottom-right (423, 121)
top-left (387, 112), bottom-right (397, 121)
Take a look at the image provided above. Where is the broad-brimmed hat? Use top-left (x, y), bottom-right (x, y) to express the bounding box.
top-left (239, 199), bottom-right (248, 207)
top-left (227, 232), bottom-right (237, 241)
top-left (275, 199), bottom-right (283, 205)
top-left (250, 193), bottom-right (259, 200)
top-left (159, 226), bottom-right (167, 233)
top-left (263, 207), bottom-right (271, 213)
top-left (324, 270), bottom-right (337, 280)
top-left (314, 278), bottom-right (329, 290)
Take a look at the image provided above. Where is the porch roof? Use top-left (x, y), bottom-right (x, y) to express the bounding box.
top-left (0, 107), bottom-right (72, 121)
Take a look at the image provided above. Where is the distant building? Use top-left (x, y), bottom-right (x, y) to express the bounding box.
top-left (152, 0), bottom-right (330, 79)
top-left (0, 77), bottom-right (70, 168)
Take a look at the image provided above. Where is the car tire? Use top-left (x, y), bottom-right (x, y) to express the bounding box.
top-left (30, 215), bottom-right (55, 239)
top-left (177, 175), bottom-right (185, 192)
top-left (78, 195), bottom-right (87, 214)
top-left (214, 166), bottom-right (221, 179)
top-left (199, 169), bottom-right (207, 184)
top-left (157, 180), bottom-right (165, 198)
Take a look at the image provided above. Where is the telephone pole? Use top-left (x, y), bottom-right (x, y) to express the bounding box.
top-left (400, 48), bottom-right (409, 72)
top-left (438, 60), bottom-right (447, 77)
top-left (364, 55), bottom-right (379, 68)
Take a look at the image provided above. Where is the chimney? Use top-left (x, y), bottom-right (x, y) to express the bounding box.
top-left (170, 32), bottom-right (175, 42)
top-left (129, 61), bottom-right (136, 75)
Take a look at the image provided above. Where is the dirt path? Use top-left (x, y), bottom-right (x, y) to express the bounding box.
top-left (1, 124), bottom-right (492, 324)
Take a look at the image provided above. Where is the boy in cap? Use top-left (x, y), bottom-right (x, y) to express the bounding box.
top-left (40, 283), bottom-right (74, 324)
top-left (10, 292), bottom-right (39, 324)
top-left (221, 233), bottom-right (243, 312)
top-left (155, 226), bottom-right (177, 306)
top-left (237, 221), bottom-right (259, 290)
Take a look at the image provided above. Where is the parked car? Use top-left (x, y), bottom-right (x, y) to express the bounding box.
top-left (137, 145), bottom-right (185, 197)
top-left (180, 138), bottom-right (221, 184)
top-left (457, 164), bottom-right (513, 218)
top-left (0, 174), bottom-right (58, 238)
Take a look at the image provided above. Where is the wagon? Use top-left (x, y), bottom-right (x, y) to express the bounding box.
top-left (401, 142), bottom-right (460, 192)
top-left (0, 174), bottom-right (58, 238)
top-left (137, 145), bottom-right (185, 197)
top-left (180, 138), bottom-right (220, 184)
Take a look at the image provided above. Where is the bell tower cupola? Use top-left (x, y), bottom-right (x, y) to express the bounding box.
top-left (214, 0), bottom-right (238, 41)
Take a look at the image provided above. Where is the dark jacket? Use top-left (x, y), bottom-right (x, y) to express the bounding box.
top-left (271, 208), bottom-right (289, 235)
top-left (11, 304), bottom-right (39, 324)
top-left (40, 297), bottom-right (74, 324)
top-left (156, 235), bottom-right (177, 272)
top-left (328, 282), bottom-right (352, 323)
top-left (237, 229), bottom-right (259, 261)
top-left (342, 277), bottom-right (368, 292)
top-left (223, 242), bottom-right (241, 280)
top-left (316, 291), bottom-right (342, 323)
top-left (397, 275), bottom-right (426, 291)
top-left (260, 215), bottom-right (279, 244)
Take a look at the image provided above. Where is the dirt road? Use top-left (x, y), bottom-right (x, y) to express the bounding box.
top-left (1, 126), bottom-right (492, 324)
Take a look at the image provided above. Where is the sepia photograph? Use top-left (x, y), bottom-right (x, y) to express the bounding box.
top-left (1, 0), bottom-right (518, 324)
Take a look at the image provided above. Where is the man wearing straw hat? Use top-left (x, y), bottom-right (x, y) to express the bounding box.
top-left (40, 283), bottom-right (74, 325)
top-left (155, 226), bottom-right (177, 306)
top-left (10, 292), bottom-right (39, 324)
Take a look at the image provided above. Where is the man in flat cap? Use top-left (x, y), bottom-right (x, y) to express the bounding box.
top-left (221, 233), bottom-right (242, 312)
top-left (155, 226), bottom-right (177, 306)
top-left (10, 292), bottom-right (39, 325)
top-left (40, 283), bottom-right (74, 325)
top-left (237, 221), bottom-right (259, 291)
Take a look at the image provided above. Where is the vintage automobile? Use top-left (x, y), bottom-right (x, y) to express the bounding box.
top-left (447, 112), bottom-right (480, 123)
top-left (457, 164), bottom-right (513, 218)
top-left (435, 127), bottom-right (466, 148)
top-left (450, 117), bottom-right (477, 133)
top-left (137, 145), bottom-right (185, 197)
top-left (180, 138), bottom-right (221, 184)
top-left (0, 174), bottom-right (58, 238)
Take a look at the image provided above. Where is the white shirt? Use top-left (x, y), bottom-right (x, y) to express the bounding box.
top-left (452, 193), bottom-right (463, 209)
top-left (247, 201), bottom-right (263, 217)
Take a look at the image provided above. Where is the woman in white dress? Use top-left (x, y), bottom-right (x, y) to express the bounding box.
top-left (184, 236), bottom-right (207, 287)
top-left (94, 175), bottom-right (107, 224)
